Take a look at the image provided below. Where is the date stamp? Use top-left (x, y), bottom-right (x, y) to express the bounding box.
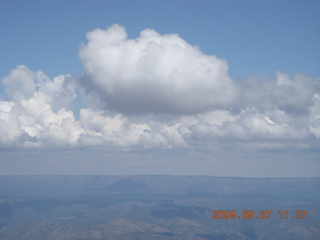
top-left (211, 210), bottom-right (307, 220)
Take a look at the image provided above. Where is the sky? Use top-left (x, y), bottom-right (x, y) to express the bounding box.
top-left (0, 0), bottom-right (319, 177)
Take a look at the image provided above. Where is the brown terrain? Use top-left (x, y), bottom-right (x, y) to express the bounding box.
top-left (0, 175), bottom-right (319, 239)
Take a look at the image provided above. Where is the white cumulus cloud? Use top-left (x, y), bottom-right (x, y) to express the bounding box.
top-left (0, 66), bottom-right (81, 148)
top-left (79, 24), bottom-right (237, 114)
top-left (0, 25), bottom-right (319, 153)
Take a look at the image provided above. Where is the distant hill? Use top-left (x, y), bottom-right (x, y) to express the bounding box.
top-left (0, 175), bottom-right (319, 240)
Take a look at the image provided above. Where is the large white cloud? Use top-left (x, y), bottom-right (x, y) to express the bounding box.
top-left (0, 65), bottom-right (319, 151)
top-left (0, 66), bottom-right (81, 148)
top-left (0, 26), bottom-right (319, 152)
top-left (79, 24), bottom-right (237, 114)
top-left (0, 66), bottom-right (186, 148)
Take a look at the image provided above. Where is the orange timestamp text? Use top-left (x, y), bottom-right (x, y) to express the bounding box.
top-left (211, 210), bottom-right (307, 220)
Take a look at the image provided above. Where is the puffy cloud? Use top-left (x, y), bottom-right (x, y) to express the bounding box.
top-left (241, 72), bottom-right (319, 116)
top-left (79, 24), bottom-right (237, 114)
top-left (1, 65), bottom-right (76, 110)
top-left (185, 109), bottom-right (310, 143)
top-left (0, 64), bottom-right (319, 151)
top-left (2, 65), bottom-right (37, 102)
top-left (0, 66), bottom-right (81, 148)
top-left (0, 101), bottom-right (21, 145)
top-left (0, 66), bottom-right (186, 149)
top-left (78, 108), bottom-right (185, 148)
top-left (0, 25), bottom-right (319, 152)
top-left (273, 72), bottom-right (317, 115)
top-left (37, 73), bottom-right (76, 112)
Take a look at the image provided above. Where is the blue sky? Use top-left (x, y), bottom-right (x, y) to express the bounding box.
top-left (0, 0), bottom-right (319, 177)
top-left (1, 0), bottom-right (319, 79)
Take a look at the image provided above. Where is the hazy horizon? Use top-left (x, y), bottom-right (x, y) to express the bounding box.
top-left (1, 0), bottom-right (319, 177)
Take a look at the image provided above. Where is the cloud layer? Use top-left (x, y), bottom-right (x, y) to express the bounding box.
top-left (79, 24), bottom-right (237, 114)
top-left (0, 25), bottom-right (319, 152)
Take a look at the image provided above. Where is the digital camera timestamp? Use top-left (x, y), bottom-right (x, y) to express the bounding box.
top-left (211, 210), bottom-right (307, 220)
